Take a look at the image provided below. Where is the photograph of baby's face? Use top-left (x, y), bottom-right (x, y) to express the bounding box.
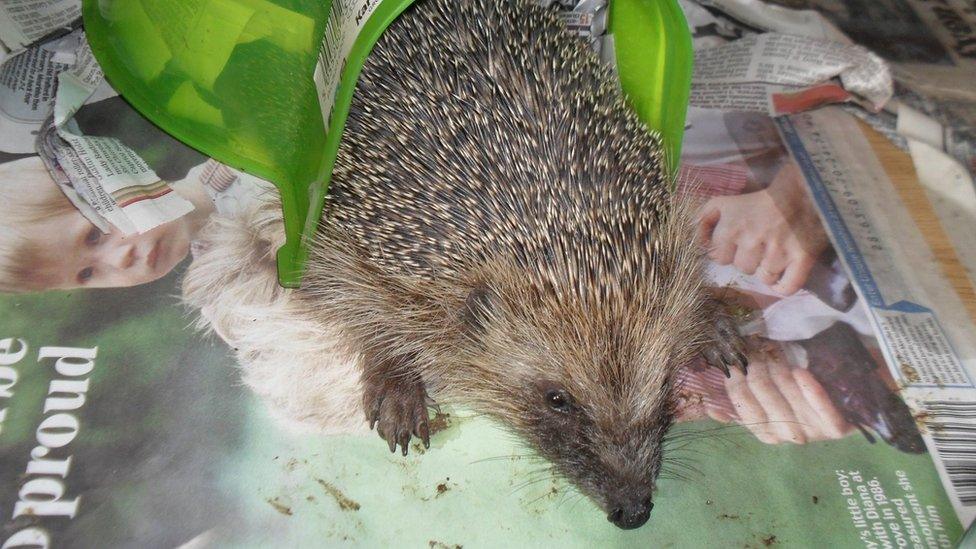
top-left (0, 156), bottom-right (205, 292)
top-left (33, 206), bottom-right (192, 289)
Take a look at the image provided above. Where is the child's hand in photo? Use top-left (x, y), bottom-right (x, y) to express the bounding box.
top-left (697, 162), bottom-right (829, 295)
top-left (708, 350), bottom-right (854, 445)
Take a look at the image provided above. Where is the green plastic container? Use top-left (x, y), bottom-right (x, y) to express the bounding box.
top-left (82, 0), bottom-right (692, 287)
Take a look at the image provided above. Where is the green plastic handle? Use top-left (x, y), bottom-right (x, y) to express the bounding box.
top-left (611, 0), bottom-right (693, 173)
top-left (82, 0), bottom-right (692, 287)
top-left (83, 0), bottom-right (416, 287)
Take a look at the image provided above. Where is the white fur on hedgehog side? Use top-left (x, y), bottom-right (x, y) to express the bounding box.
top-left (181, 193), bottom-right (368, 436)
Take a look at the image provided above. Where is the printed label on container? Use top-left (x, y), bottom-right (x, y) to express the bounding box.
top-left (313, 0), bottom-right (383, 130)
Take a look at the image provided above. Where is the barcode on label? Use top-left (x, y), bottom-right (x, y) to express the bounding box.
top-left (924, 400), bottom-right (976, 505)
top-left (314, 0), bottom-right (382, 128)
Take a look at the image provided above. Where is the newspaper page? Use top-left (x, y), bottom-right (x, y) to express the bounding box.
top-left (46, 40), bottom-right (194, 235)
top-left (0, 2), bottom-right (971, 548)
top-left (681, 0), bottom-right (893, 118)
top-left (778, 107), bottom-right (976, 525)
top-left (760, 0), bottom-right (976, 103)
top-left (0, 27), bottom-right (197, 237)
top-left (684, 0), bottom-right (976, 275)
top-left (896, 86), bottom-right (976, 178)
top-left (690, 0), bottom-right (976, 179)
top-left (691, 32), bottom-right (891, 114)
top-left (0, 34), bottom-right (74, 154)
top-left (698, 0), bottom-right (976, 103)
top-left (685, 0), bottom-right (976, 529)
top-left (0, 0), bottom-right (80, 59)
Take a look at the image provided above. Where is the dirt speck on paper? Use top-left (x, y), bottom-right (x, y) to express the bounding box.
top-left (900, 364), bottom-right (921, 383)
top-left (436, 483), bottom-right (449, 496)
top-left (723, 302), bottom-right (754, 322)
top-left (811, 496), bottom-right (819, 504)
top-left (266, 497), bottom-right (293, 516)
top-left (429, 541), bottom-right (462, 549)
top-left (428, 412), bottom-right (452, 434)
top-left (762, 535), bottom-right (777, 546)
top-left (316, 479), bottom-right (361, 511)
top-left (719, 513), bottom-right (740, 520)
top-left (913, 409), bottom-right (943, 434)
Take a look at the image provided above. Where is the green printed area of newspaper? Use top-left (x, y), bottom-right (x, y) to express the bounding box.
top-left (0, 286), bottom-right (964, 547)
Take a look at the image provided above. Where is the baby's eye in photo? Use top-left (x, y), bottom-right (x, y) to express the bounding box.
top-left (85, 227), bottom-right (102, 246)
top-left (77, 267), bottom-right (94, 284)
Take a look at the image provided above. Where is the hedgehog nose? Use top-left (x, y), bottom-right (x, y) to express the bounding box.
top-left (608, 497), bottom-right (653, 529)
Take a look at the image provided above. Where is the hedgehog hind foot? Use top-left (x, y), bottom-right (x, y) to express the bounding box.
top-left (363, 373), bottom-right (434, 455)
top-left (702, 308), bottom-right (748, 377)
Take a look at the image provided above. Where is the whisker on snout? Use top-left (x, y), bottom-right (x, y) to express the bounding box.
top-left (469, 453), bottom-right (544, 465)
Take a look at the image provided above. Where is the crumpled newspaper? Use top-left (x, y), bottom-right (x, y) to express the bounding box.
top-left (36, 35), bottom-right (194, 236)
top-left (539, 0), bottom-right (612, 63)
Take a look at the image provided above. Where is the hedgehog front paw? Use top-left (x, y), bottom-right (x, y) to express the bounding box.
top-left (363, 375), bottom-right (434, 456)
top-left (703, 310), bottom-right (748, 377)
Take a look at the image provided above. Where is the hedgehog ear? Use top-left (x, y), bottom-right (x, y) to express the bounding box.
top-left (461, 283), bottom-right (497, 334)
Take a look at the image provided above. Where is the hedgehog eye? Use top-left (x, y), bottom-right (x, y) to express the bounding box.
top-left (545, 389), bottom-right (572, 413)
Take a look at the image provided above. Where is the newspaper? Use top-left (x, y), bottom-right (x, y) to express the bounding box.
top-left (691, 32), bottom-right (891, 115)
top-left (0, 1), bottom-right (972, 547)
top-left (679, 11), bottom-right (976, 531)
top-left (892, 102), bottom-right (976, 281)
top-left (895, 86), bottom-right (976, 178)
top-left (684, 0), bottom-right (976, 283)
top-left (800, 0), bottom-right (975, 104)
top-left (6, 30), bottom-right (197, 238)
top-left (0, 34), bottom-right (72, 154)
top-left (0, 0), bottom-right (80, 61)
top-left (699, 0), bottom-right (976, 103)
top-left (47, 41), bottom-right (194, 235)
top-left (779, 107), bottom-right (976, 523)
top-left (690, 0), bottom-right (976, 179)
top-left (681, 0), bottom-right (893, 118)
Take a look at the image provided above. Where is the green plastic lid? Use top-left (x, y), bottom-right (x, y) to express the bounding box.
top-left (82, 0), bottom-right (692, 287)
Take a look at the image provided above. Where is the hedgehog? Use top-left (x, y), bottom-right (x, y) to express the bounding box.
top-left (299, 0), bottom-right (746, 530)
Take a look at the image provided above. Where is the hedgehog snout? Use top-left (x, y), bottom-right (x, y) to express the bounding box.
top-left (605, 487), bottom-right (654, 529)
top-left (592, 443), bottom-right (660, 529)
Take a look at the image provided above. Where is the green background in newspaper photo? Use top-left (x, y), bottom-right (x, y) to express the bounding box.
top-left (0, 280), bottom-right (965, 546)
top-left (81, 0), bottom-right (694, 287)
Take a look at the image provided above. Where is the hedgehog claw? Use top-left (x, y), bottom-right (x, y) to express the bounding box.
top-left (362, 375), bottom-right (433, 456)
top-left (703, 302), bottom-right (748, 375)
top-left (718, 360), bottom-right (731, 378)
top-left (736, 352), bottom-right (749, 373)
top-left (702, 344), bottom-right (730, 377)
top-left (398, 430), bottom-right (411, 456)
